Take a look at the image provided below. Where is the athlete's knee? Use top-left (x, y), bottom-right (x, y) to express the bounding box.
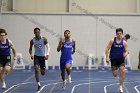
top-left (121, 69), bottom-right (125, 74)
top-left (66, 67), bottom-right (70, 71)
top-left (4, 66), bottom-right (11, 73)
top-left (112, 70), bottom-right (118, 77)
top-left (65, 64), bottom-right (71, 69)
top-left (5, 69), bottom-right (10, 73)
top-left (120, 65), bottom-right (125, 72)
top-left (113, 73), bottom-right (118, 77)
top-left (120, 69), bottom-right (125, 77)
top-left (112, 67), bottom-right (118, 77)
top-left (34, 66), bottom-right (39, 73)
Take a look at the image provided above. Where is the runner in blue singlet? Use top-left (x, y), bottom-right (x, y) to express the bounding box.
top-left (57, 30), bottom-right (75, 89)
top-left (105, 28), bottom-right (128, 93)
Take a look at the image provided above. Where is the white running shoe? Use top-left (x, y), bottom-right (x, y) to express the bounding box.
top-left (62, 80), bottom-right (67, 90)
top-left (68, 75), bottom-right (72, 83)
top-left (37, 82), bottom-right (41, 91)
top-left (2, 82), bottom-right (6, 89)
top-left (119, 87), bottom-right (123, 93)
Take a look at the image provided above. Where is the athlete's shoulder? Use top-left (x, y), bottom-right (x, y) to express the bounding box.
top-left (30, 39), bottom-right (33, 45)
top-left (7, 39), bottom-right (11, 42)
top-left (110, 38), bottom-right (114, 43)
top-left (107, 38), bottom-right (114, 46)
top-left (8, 39), bottom-right (13, 46)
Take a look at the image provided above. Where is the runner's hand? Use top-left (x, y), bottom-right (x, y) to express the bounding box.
top-left (106, 58), bottom-right (109, 65)
top-left (45, 55), bottom-right (49, 60)
top-left (13, 57), bottom-right (16, 60)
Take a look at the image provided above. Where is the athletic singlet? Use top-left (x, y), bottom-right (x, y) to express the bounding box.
top-left (0, 39), bottom-right (11, 56)
top-left (110, 37), bottom-right (124, 59)
top-left (60, 39), bottom-right (74, 60)
top-left (33, 36), bottom-right (45, 56)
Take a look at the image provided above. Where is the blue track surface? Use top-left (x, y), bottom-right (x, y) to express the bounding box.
top-left (1, 70), bottom-right (140, 93)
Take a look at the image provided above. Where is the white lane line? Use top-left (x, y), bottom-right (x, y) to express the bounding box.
top-left (49, 84), bottom-right (57, 93)
top-left (10, 74), bottom-right (34, 93)
top-left (3, 78), bottom-right (118, 93)
top-left (3, 74), bottom-right (34, 93)
top-left (3, 82), bottom-right (37, 93)
top-left (104, 82), bottom-right (130, 93)
top-left (3, 80), bottom-right (60, 93)
top-left (104, 83), bottom-right (119, 93)
top-left (3, 79), bottom-right (95, 93)
top-left (134, 85), bottom-right (140, 93)
top-left (38, 79), bottom-right (115, 93)
top-left (71, 81), bottom-right (110, 93)
top-left (3, 78), bottom-right (117, 93)
top-left (37, 82), bottom-right (62, 93)
top-left (124, 83), bottom-right (129, 93)
top-left (48, 77), bottom-right (61, 93)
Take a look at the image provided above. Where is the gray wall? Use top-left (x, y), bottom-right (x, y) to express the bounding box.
top-left (0, 13), bottom-right (140, 69)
